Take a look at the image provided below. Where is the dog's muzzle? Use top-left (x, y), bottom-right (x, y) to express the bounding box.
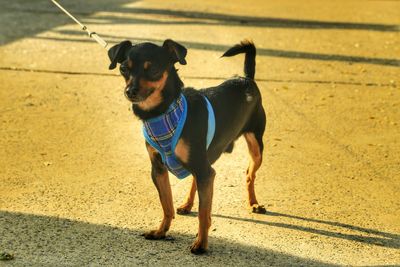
top-left (125, 86), bottom-right (156, 103)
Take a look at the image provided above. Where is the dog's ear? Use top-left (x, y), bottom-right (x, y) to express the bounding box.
top-left (163, 39), bottom-right (187, 65)
top-left (108, 40), bottom-right (132, 70)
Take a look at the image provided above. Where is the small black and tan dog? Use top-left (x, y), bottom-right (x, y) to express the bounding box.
top-left (108, 39), bottom-right (266, 254)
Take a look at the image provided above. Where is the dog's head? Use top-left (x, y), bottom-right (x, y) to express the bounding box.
top-left (108, 40), bottom-right (187, 111)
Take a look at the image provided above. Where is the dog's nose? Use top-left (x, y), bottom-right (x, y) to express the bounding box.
top-left (125, 87), bottom-right (137, 99)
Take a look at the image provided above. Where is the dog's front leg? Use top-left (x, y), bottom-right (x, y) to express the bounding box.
top-left (143, 143), bottom-right (175, 240)
top-left (175, 136), bottom-right (215, 254)
top-left (191, 167), bottom-right (215, 254)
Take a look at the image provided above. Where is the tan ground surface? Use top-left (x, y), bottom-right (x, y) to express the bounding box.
top-left (0, 0), bottom-right (399, 266)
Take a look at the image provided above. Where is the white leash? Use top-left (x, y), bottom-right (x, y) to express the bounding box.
top-left (50, 0), bottom-right (108, 48)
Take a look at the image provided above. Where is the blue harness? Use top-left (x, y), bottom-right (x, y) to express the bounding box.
top-left (143, 94), bottom-right (215, 179)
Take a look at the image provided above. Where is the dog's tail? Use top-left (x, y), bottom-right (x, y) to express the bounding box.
top-left (222, 40), bottom-right (256, 79)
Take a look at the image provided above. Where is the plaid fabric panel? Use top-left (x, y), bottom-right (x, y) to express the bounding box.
top-left (143, 94), bottom-right (191, 179)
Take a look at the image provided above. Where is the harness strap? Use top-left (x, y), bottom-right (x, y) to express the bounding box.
top-left (142, 94), bottom-right (215, 179)
top-left (203, 96), bottom-right (215, 149)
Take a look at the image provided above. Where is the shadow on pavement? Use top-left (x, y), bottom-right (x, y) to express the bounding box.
top-left (2, 2), bottom-right (399, 67)
top-left (92, 7), bottom-right (400, 32)
top-left (183, 211), bottom-right (400, 249)
top-left (5, 4), bottom-right (397, 32)
top-left (0, 210), bottom-right (337, 266)
top-left (36, 31), bottom-right (400, 67)
top-left (212, 212), bottom-right (400, 249)
top-left (0, 0), bottom-right (135, 46)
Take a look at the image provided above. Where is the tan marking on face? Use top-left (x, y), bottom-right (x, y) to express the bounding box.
top-left (175, 138), bottom-right (190, 164)
top-left (137, 71), bottom-right (168, 110)
top-left (128, 59), bottom-right (133, 68)
top-left (144, 61), bottom-right (151, 70)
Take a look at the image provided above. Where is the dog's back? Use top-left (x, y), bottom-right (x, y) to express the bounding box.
top-left (197, 41), bottom-right (266, 164)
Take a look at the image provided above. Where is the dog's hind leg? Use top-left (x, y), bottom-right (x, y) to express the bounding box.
top-left (244, 132), bottom-right (266, 214)
top-left (177, 177), bottom-right (197, 215)
top-left (143, 142), bottom-right (175, 239)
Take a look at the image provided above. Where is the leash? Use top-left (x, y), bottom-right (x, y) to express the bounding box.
top-left (50, 0), bottom-right (108, 48)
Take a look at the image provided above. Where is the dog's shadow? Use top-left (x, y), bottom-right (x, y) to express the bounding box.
top-left (185, 210), bottom-right (400, 249)
top-left (0, 210), bottom-right (341, 266)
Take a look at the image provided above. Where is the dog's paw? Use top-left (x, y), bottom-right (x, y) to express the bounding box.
top-left (251, 204), bottom-right (267, 214)
top-left (176, 204), bottom-right (192, 215)
top-left (190, 239), bottom-right (207, 255)
top-left (142, 230), bottom-right (166, 240)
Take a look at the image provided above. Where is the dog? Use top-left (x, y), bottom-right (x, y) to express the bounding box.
top-left (108, 39), bottom-right (266, 254)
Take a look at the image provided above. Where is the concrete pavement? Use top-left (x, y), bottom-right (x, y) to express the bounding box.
top-left (0, 0), bottom-right (399, 265)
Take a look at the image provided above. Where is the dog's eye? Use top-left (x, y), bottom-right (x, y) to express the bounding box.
top-left (146, 67), bottom-right (163, 80)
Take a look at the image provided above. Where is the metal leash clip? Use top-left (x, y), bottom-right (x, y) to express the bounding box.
top-left (51, 0), bottom-right (108, 48)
